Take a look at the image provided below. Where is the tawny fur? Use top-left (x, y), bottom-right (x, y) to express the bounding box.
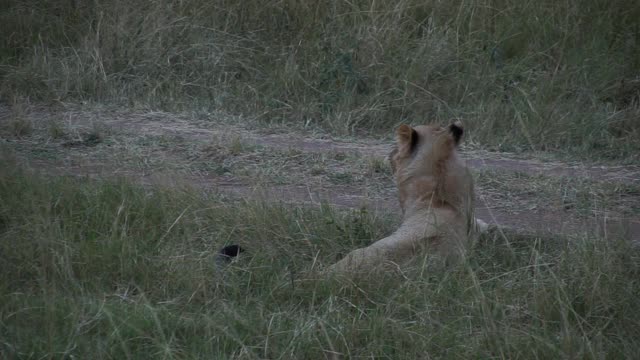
top-left (327, 121), bottom-right (486, 275)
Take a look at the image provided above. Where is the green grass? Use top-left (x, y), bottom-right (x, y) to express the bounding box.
top-left (1, 157), bottom-right (640, 358)
top-left (1, 0), bottom-right (639, 161)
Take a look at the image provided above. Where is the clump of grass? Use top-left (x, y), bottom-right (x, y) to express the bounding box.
top-left (310, 164), bottom-right (326, 176)
top-left (366, 156), bottom-right (391, 176)
top-left (228, 135), bottom-right (253, 156)
top-left (1, 0), bottom-right (639, 160)
top-left (47, 120), bottom-right (66, 139)
top-left (61, 124), bottom-right (107, 148)
top-left (328, 171), bottom-right (355, 185)
top-left (1, 98), bottom-right (33, 138)
top-left (1, 156), bottom-right (639, 358)
top-left (202, 135), bottom-right (258, 160)
top-left (4, 117), bottom-right (33, 138)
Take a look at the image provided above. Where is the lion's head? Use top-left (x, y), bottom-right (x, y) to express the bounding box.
top-left (389, 121), bottom-right (473, 217)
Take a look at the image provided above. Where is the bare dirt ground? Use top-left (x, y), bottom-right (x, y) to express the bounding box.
top-left (2, 103), bottom-right (639, 241)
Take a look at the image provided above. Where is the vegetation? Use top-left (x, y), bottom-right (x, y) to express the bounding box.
top-left (2, 2), bottom-right (639, 357)
top-left (1, 0), bottom-right (639, 159)
top-left (1, 158), bottom-right (639, 358)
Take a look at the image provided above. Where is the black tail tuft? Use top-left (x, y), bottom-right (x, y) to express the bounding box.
top-left (215, 244), bottom-right (245, 269)
top-left (219, 244), bottom-right (244, 258)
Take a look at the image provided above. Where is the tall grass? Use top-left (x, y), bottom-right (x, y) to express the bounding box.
top-left (1, 156), bottom-right (639, 358)
top-left (1, 0), bottom-right (639, 158)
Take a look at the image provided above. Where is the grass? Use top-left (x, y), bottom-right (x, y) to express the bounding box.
top-left (476, 169), bottom-right (640, 217)
top-left (2, 4), bottom-right (638, 356)
top-left (0, 98), bottom-right (33, 138)
top-left (1, 0), bottom-right (639, 161)
top-left (1, 156), bottom-right (640, 358)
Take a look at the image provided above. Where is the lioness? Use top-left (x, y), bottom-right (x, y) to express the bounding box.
top-left (217, 121), bottom-right (487, 274)
top-left (326, 121), bottom-right (486, 274)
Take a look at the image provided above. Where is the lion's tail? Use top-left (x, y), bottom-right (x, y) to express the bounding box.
top-left (215, 244), bottom-right (244, 269)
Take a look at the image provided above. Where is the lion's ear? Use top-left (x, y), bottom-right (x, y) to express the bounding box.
top-left (396, 124), bottom-right (418, 154)
top-left (449, 121), bottom-right (464, 145)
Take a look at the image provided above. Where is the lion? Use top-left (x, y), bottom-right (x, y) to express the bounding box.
top-left (326, 121), bottom-right (487, 275)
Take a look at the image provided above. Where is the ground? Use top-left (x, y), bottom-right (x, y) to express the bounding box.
top-left (3, 101), bottom-right (640, 358)
top-left (2, 102), bottom-right (639, 242)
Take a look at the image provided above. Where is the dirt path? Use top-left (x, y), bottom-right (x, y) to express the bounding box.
top-left (97, 108), bottom-right (640, 183)
top-left (2, 103), bottom-right (639, 241)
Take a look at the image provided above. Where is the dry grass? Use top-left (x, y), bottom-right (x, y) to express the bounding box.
top-left (1, 0), bottom-right (639, 160)
top-left (476, 169), bottom-right (640, 217)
